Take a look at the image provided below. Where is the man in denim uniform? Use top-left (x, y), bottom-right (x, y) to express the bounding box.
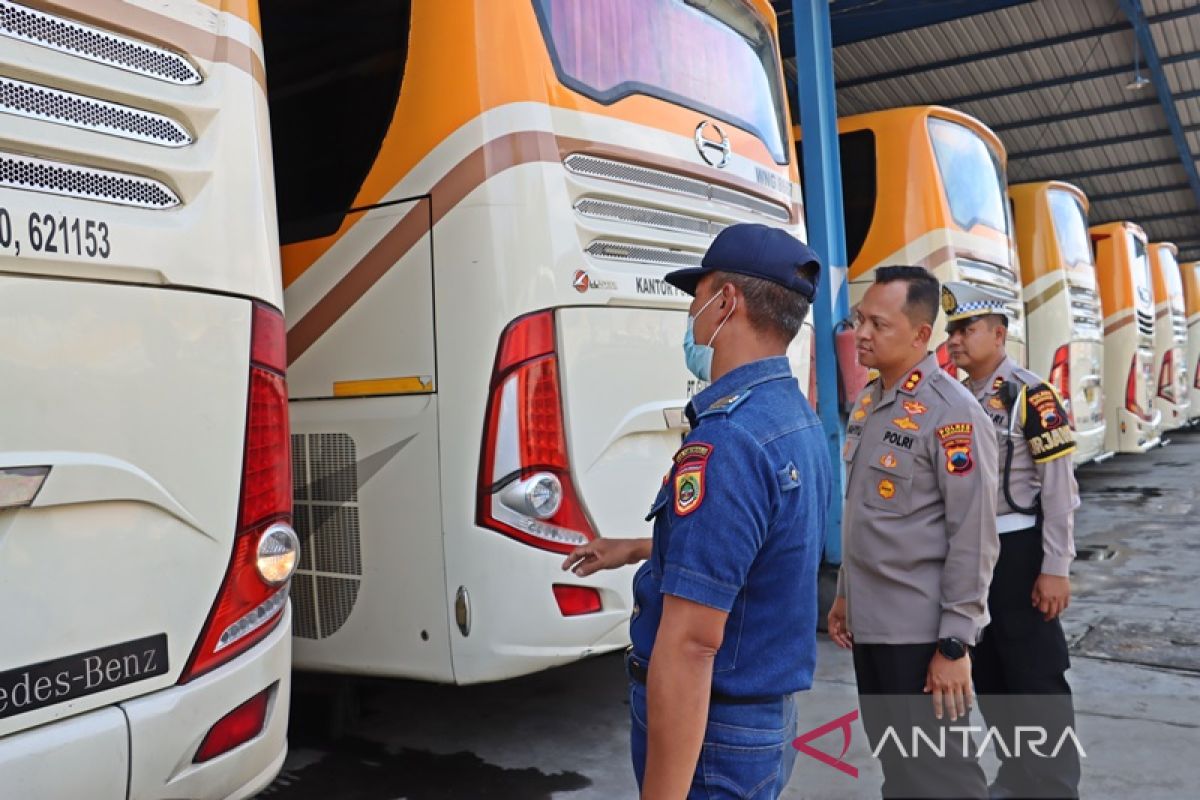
top-left (563, 223), bottom-right (830, 799)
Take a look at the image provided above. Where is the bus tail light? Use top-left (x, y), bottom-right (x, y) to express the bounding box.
top-left (181, 303), bottom-right (296, 683)
top-left (935, 342), bottom-right (956, 375)
top-left (1194, 357), bottom-right (1200, 391)
top-left (1126, 353), bottom-right (1149, 421)
top-left (1049, 345), bottom-right (1073, 426)
top-left (478, 311), bottom-right (597, 554)
top-left (1158, 349), bottom-right (1176, 403)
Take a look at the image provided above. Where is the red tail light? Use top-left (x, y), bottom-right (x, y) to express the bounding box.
top-left (1158, 349), bottom-right (1176, 403)
top-left (477, 311), bottom-right (597, 554)
top-left (194, 685), bottom-right (272, 763)
top-left (1048, 345), bottom-right (1074, 426)
top-left (1194, 357), bottom-right (1200, 391)
top-left (1126, 353), bottom-right (1148, 421)
top-left (935, 342), bottom-right (956, 376)
top-left (552, 584), bottom-right (602, 616)
top-left (181, 302), bottom-right (297, 683)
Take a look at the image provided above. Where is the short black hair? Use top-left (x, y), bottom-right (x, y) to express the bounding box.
top-left (712, 270), bottom-right (810, 343)
top-left (874, 266), bottom-right (940, 326)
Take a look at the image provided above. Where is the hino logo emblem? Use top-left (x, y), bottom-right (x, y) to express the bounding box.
top-left (694, 120), bottom-right (731, 168)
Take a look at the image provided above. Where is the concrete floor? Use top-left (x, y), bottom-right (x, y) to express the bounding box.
top-left (257, 429), bottom-right (1200, 799)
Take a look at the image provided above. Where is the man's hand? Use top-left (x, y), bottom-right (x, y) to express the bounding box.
top-left (827, 597), bottom-right (853, 649)
top-left (1032, 573), bottom-right (1071, 621)
top-left (924, 651), bottom-right (973, 721)
top-left (561, 538), bottom-right (650, 577)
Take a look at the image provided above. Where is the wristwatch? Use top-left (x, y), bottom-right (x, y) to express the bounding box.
top-left (937, 637), bottom-right (969, 660)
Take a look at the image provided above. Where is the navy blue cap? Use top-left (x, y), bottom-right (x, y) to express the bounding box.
top-left (665, 223), bottom-right (821, 300)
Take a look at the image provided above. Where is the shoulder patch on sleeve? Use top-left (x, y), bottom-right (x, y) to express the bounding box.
top-left (1022, 383), bottom-right (1076, 462)
top-left (936, 422), bottom-right (975, 476)
top-left (673, 442), bottom-right (712, 515)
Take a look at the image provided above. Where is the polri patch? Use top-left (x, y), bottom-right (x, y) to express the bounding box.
top-left (936, 423), bottom-right (974, 475)
top-left (673, 442), bottom-right (712, 515)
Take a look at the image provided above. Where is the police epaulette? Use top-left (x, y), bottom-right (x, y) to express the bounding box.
top-left (698, 389), bottom-right (753, 418)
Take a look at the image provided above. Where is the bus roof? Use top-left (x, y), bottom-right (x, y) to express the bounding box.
top-left (828, 105), bottom-right (1006, 166)
top-left (1010, 180), bottom-right (1089, 215)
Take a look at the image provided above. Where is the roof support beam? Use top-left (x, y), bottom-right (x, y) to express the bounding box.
top-left (1118, 0), bottom-right (1200, 218)
top-left (777, 0), bottom-right (1032, 57)
top-left (1021, 157), bottom-right (1180, 184)
top-left (1011, 125), bottom-right (1200, 160)
top-left (831, 5), bottom-right (1200, 90)
top-left (930, 51), bottom-right (1198, 108)
top-left (1088, 182), bottom-right (1191, 204)
top-left (1092, 209), bottom-right (1196, 225)
top-left (990, 88), bottom-right (1200, 132)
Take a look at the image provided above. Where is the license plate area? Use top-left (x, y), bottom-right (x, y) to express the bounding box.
top-left (0, 634), bottom-right (168, 720)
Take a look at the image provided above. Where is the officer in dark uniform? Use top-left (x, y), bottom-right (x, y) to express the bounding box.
top-left (943, 281), bottom-right (1081, 799)
top-left (562, 223), bottom-right (831, 799)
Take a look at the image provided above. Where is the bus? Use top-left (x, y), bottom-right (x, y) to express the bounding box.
top-left (0, 1), bottom-right (294, 797)
top-left (1181, 260), bottom-right (1200, 425)
top-left (260, 0), bottom-right (812, 683)
top-left (1090, 222), bottom-right (1161, 453)
top-left (803, 105), bottom-right (1025, 369)
top-left (1147, 242), bottom-right (1191, 430)
top-left (1009, 181), bottom-right (1108, 464)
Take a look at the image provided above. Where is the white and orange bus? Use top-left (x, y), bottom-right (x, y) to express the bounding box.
top-left (1091, 221), bottom-right (1161, 453)
top-left (804, 105), bottom-right (1025, 369)
top-left (1, 0), bottom-right (295, 796)
top-left (1147, 242), bottom-right (1191, 430)
top-left (261, 0), bottom-right (812, 683)
top-left (1181, 260), bottom-right (1200, 425)
top-left (1010, 181), bottom-right (1107, 463)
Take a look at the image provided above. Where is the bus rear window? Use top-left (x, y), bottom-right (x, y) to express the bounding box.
top-left (1048, 190), bottom-right (1093, 268)
top-left (928, 117), bottom-right (1007, 234)
top-left (1158, 246), bottom-right (1185, 297)
top-left (1129, 233), bottom-right (1153, 306)
top-left (533, 0), bottom-right (788, 164)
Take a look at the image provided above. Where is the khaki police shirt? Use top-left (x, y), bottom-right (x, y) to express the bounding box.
top-left (837, 353), bottom-right (1000, 645)
top-left (968, 355), bottom-right (1079, 576)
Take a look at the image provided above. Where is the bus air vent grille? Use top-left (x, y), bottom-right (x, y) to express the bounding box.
top-left (564, 153), bottom-right (790, 223)
top-left (0, 151), bottom-right (180, 208)
top-left (575, 197), bottom-right (719, 237)
top-left (291, 433), bottom-right (363, 640)
top-left (0, 76), bottom-right (192, 146)
top-left (1136, 311), bottom-right (1155, 339)
top-left (0, 1), bottom-right (202, 84)
top-left (585, 239), bottom-right (704, 269)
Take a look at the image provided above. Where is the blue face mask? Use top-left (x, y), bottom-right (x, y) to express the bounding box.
top-left (683, 290), bottom-right (736, 382)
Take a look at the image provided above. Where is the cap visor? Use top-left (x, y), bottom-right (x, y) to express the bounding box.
top-left (664, 267), bottom-right (706, 296)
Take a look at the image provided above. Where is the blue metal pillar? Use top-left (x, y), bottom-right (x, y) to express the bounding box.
top-left (1118, 0), bottom-right (1200, 217)
top-left (791, 0), bottom-right (849, 564)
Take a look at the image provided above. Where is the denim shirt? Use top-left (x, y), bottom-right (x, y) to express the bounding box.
top-left (629, 356), bottom-right (830, 698)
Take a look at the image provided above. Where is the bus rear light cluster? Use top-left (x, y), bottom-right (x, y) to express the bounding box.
top-left (1125, 352), bottom-right (1153, 422)
top-left (181, 303), bottom-right (297, 683)
top-left (477, 311), bottom-right (597, 554)
top-left (1048, 345), bottom-right (1074, 426)
top-left (1158, 349), bottom-right (1176, 403)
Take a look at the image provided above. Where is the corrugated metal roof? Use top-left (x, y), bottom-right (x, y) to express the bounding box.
top-left (777, 0), bottom-right (1200, 259)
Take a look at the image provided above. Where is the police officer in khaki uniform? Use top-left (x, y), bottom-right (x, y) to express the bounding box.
top-left (828, 266), bottom-right (999, 799)
top-left (943, 281), bottom-right (1081, 799)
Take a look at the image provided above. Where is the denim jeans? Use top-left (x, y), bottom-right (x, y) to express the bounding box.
top-left (629, 683), bottom-right (799, 799)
